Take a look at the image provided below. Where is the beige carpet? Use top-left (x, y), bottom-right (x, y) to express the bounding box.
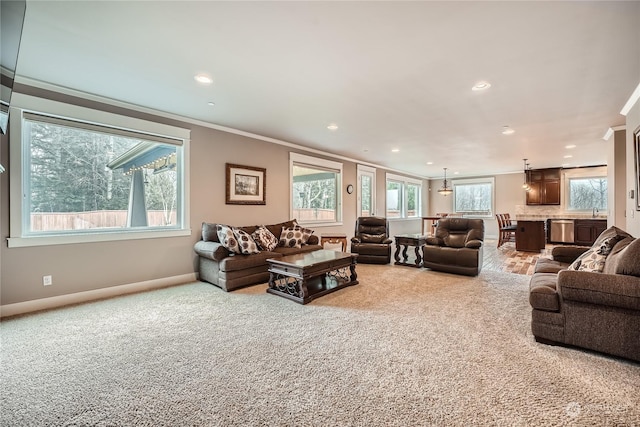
top-left (1, 265), bottom-right (639, 426)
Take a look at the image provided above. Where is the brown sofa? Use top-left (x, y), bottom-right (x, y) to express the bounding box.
top-left (423, 218), bottom-right (485, 276)
top-left (529, 227), bottom-right (640, 362)
top-left (193, 220), bottom-right (322, 291)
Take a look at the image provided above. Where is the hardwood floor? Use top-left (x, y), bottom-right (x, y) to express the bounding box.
top-left (483, 239), bottom-right (553, 276)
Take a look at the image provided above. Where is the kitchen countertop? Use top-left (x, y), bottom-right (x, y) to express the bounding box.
top-left (515, 214), bottom-right (607, 221)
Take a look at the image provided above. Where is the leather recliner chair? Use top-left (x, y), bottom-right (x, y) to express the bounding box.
top-left (351, 216), bottom-right (392, 264)
top-left (423, 218), bottom-right (485, 276)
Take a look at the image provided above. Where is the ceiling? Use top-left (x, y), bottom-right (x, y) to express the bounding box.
top-left (14, 1), bottom-right (640, 178)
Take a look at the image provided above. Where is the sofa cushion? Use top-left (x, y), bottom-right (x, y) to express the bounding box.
top-left (534, 257), bottom-right (568, 274)
top-left (217, 224), bottom-right (242, 254)
top-left (444, 234), bottom-right (466, 248)
top-left (266, 220), bottom-right (297, 241)
top-left (568, 234), bottom-right (625, 273)
top-left (593, 225), bottom-right (632, 247)
top-left (529, 273), bottom-right (560, 312)
top-left (252, 225), bottom-right (279, 251)
top-left (361, 233), bottom-right (385, 243)
top-left (232, 227), bottom-right (260, 255)
top-left (202, 222), bottom-right (220, 242)
top-left (218, 251), bottom-right (281, 273)
top-left (612, 238), bottom-right (640, 277)
top-left (603, 237), bottom-right (634, 274)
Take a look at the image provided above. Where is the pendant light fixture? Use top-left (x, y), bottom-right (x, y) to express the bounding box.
top-left (438, 168), bottom-right (453, 196)
top-left (522, 159), bottom-right (530, 191)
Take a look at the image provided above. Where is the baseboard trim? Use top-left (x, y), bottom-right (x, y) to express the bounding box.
top-left (0, 273), bottom-right (198, 318)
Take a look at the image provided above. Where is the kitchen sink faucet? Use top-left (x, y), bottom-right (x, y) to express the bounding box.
top-left (592, 207), bottom-right (599, 218)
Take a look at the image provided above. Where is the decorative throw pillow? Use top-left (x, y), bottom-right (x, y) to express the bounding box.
top-left (216, 224), bottom-right (241, 254)
top-left (232, 227), bottom-right (260, 255)
top-left (568, 235), bottom-right (621, 273)
top-left (290, 220), bottom-right (313, 243)
top-left (251, 225), bottom-right (278, 251)
top-left (279, 225), bottom-right (313, 248)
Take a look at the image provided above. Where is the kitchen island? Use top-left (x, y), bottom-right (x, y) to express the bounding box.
top-left (515, 220), bottom-right (546, 252)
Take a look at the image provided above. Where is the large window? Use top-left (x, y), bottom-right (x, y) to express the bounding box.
top-left (386, 173), bottom-right (422, 218)
top-left (564, 166), bottom-right (608, 212)
top-left (567, 177), bottom-right (608, 211)
top-left (453, 177), bottom-right (494, 217)
top-left (9, 94), bottom-right (190, 247)
top-left (290, 153), bottom-right (342, 225)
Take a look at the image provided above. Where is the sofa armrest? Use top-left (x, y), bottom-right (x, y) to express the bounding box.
top-left (351, 237), bottom-right (362, 244)
top-left (552, 246), bottom-right (589, 264)
top-left (558, 270), bottom-right (640, 311)
top-left (465, 239), bottom-right (483, 249)
top-left (194, 240), bottom-right (230, 261)
top-left (426, 237), bottom-right (442, 246)
top-left (382, 238), bottom-right (393, 244)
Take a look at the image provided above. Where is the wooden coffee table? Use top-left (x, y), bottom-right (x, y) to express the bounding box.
top-left (394, 233), bottom-right (427, 267)
top-left (267, 250), bottom-right (358, 304)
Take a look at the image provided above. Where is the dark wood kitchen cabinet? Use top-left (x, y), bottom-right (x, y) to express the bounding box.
top-left (574, 219), bottom-right (607, 246)
top-left (526, 168), bottom-right (561, 206)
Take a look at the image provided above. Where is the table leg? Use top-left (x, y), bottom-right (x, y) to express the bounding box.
top-left (402, 245), bottom-right (408, 262)
top-left (414, 245), bottom-right (423, 267)
top-left (350, 261), bottom-right (357, 282)
top-left (394, 244), bottom-right (401, 263)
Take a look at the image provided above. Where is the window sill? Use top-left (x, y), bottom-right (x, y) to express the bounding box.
top-left (7, 228), bottom-right (192, 248)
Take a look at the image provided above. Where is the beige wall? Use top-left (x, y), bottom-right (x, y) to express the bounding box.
top-left (427, 173), bottom-right (525, 239)
top-left (608, 129), bottom-right (627, 227)
top-left (0, 86), bottom-right (428, 307)
top-left (626, 99), bottom-right (640, 236)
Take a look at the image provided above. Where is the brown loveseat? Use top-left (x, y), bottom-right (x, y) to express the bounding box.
top-left (529, 226), bottom-right (640, 362)
top-left (193, 220), bottom-right (322, 291)
top-left (423, 218), bottom-right (485, 276)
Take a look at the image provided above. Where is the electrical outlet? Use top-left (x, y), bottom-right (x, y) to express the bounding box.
top-left (43, 275), bottom-right (53, 286)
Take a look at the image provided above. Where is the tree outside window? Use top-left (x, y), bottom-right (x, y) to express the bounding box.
top-left (568, 178), bottom-right (607, 210)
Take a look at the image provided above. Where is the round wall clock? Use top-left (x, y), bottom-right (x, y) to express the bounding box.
top-left (346, 184), bottom-right (354, 194)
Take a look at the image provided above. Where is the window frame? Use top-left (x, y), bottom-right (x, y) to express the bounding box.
top-left (385, 173), bottom-right (422, 219)
top-left (563, 167), bottom-right (608, 212)
top-left (289, 152), bottom-right (343, 227)
top-left (357, 164), bottom-right (376, 217)
top-left (8, 93), bottom-right (191, 248)
top-left (452, 177), bottom-right (495, 218)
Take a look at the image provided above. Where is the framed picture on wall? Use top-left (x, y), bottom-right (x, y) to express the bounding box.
top-left (226, 163), bottom-right (266, 205)
top-left (635, 126), bottom-right (640, 211)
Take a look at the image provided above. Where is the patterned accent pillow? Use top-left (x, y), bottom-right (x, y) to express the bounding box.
top-left (251, 225), bottom-right (278, 251)
top-left (216, 224), bottom-right (241, 254)
top-left (279, 225), bottom-right (314, 248)
top-left (568, 236), bottom-right (621, 273)
top-left (232, 227), bottom-right (260, 255)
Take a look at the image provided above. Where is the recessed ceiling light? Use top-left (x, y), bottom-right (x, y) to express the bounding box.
top-left (563, 155), bottom-right (573, 159)
top-left (327, 124), bottom-right (338, 131)
top-left (565, 144), bottom-right (576, 149)
top-left (501, 126), bottom-right (515, 135)
top-left (194, 74), bottom-right (213, 84)
top-left (427, 162), bottom-right (434, 165)
top-left (207, 101), bottom-right (215, 106)
top-left (454, 171), bottom-right (459, 175)
top-left (472, 81), bottom-right (491, 91)
top-left (391, 148), bottom-right (400, 153)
